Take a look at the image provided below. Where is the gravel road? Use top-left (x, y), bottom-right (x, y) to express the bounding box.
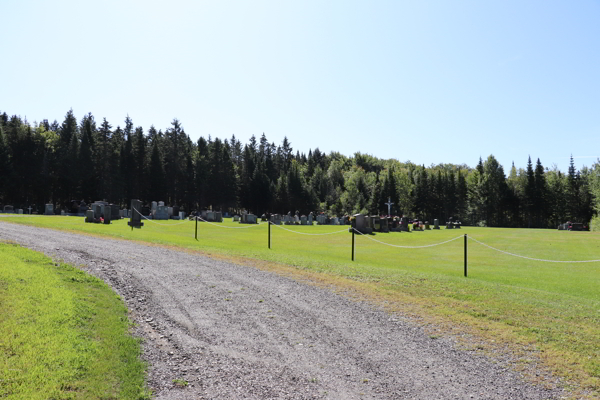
top-left (0, 220), bottom-right (564, 399)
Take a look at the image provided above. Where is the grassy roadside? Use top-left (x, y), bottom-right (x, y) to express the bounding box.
top-left (2, 216), bottom-right (599, 397)
top-left (0, 241), bottom-right (150, 399)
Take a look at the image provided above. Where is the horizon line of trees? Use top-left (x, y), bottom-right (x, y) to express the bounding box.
top-left (1, 109), bottom-right (599, 229)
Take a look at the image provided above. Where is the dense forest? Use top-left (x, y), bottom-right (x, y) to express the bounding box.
top-left (1, 109), bottom-right (599, 229)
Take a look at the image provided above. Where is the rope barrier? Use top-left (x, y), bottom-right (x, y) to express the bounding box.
top-left (196, 217), bottom-right (264, 229)
top-left (467, 236), bottom-right (600, 263)
top-left (269, 222), bottom-right (349, 236)
top-left (132, 207), bottom-right (191, 226)
top-left (352, 228), bottom-right (464, 248)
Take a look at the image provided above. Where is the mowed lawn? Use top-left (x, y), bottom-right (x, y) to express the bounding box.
top-left (3, 216), bottom-right (599, 395)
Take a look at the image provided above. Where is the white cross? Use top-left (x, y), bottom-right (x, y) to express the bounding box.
top-left (27, 206), bottom-right (32, 214)
top-left (385, 197), bottom-right (394, 216)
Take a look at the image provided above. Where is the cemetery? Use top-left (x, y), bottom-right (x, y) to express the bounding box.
top-left (558, 221), bottom-right (588, 231)
top-left (2, 210), bottom-right (599, 397)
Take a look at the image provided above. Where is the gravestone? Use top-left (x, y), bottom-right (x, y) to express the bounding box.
top-left (103, 207), bottom-right (111, 224)
top-left (120, 210), bottom-right (125, 218)
top-left (45, 204), bottom-right (54, 215)
top-left (300, 215), bottom-right (307, 225)
top-left (353, 214), bottom-right (373, 234)
top-left (206, 211), bottom-right (215, 221)
top-left (340, 216), bottom-right (349, 225)
top-left (393, 217), bottom-right (409, 232)
top-left (179, 211), bottom-right (185, 220)
top-left (380, 218), bottom-right (389, 233)
top-left (317, 214), bottom-right (327, 225)
top-left (270, 214), bottom-right (282, 225)
top-left (151, 201), bottom-right (158, 213)
top-left (372, 216), bottom-right (381, 231)
top-left (425, 221), bottom-right (431, 230)
top-left (85, 209), bottom-right (94, 223)
top-left (433, 218), bottom-right (440, 229)
top-left (240, 213), bottom-right (257, 224)
top-left (110, 204), bottom-right (120, 220)
top-left (172, 206), bottom-right (180, 218)
top-left (233, 215), bottom-right (240, 222)
top-left (128, 199), bottom-right (144, 229)
top-left (331, 217), bottom-right (340, 225)
top-left (167, 207), bottom-right (173, 218)
top-left (78, 201), bottom-right (88, 214)
top-left (92, 203), bottom-right (103, 218)
top-left (215, 212), bottom-right (223, 222)
top-left (3, 205), bottom-right (14, 213)
top-left (284, 215), bottom-right (292, 225)
top-left (61, 210), bottom-right (66, 216)
top-left (446, 221), bottom-right (454, 229)
top-left (17, 209), bottom-right (23, 214)
top-left (308, 212), bottom-right (314, 225)
top-left (155, 205), bottom-right (169, 220)
top-left (158, 201), bottom-right (164, 207)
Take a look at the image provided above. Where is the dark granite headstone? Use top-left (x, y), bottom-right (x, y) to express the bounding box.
top-left (128, 199), bottom-right (144, 229)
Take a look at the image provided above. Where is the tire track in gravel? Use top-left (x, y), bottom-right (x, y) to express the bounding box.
top-left (0, 220), bottom-right (565, 399)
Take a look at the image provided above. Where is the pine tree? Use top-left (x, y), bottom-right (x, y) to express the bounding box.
top-left (96, 118), bottom-right (112, 199)
top-left (524, 156), bottom-right (535, 227)
top-left (566, 155), bottom-right (580, 221)
top-left (195, 137), bottom-right (209, 209)
top-left (79, 113), bottom-right (97, 202)
top-left (0, 125), bottom-right (11, 203)
top-left (149, 141), bottom-right (165, 202)
top-left (533, 158), bottom-right (547, 227)
top-left (57, 110), bottom-right (79, 206)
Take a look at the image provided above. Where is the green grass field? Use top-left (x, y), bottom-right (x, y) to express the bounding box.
top-left (0, 241), bottom-right (150, 399)
top-left (2, 215), bottom-right (599, 395)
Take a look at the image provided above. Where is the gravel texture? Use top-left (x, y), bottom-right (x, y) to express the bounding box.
top-left (0, 220), bottom-right (565, 399)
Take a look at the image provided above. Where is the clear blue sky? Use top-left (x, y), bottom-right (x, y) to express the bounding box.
top-left (2, 0), bottom-right (599, 173)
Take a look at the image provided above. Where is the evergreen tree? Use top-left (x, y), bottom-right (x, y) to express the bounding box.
top-left (57, 109), bottom-right (79, 206)
top-left (0, 125), bottom-right (11, 203)
top-left (195, 137), bottom-right (209, 209)
top-left (96, 118), bottom-right (112, 199)
top-left (524, 156), bottom-right (535, 227)
top-left (566, 155), bottom-right (580, 221)
top-left (79, 113), bottom-right (97, 202)
top-left (148, 141), bottom-right (165, 202)
top-left (134, 126), bottom-right (147, 201)
top-left (533, 158), bottom-right (547, 227)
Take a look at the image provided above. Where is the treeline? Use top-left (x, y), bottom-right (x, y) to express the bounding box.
top-left (1, 109), bottom-right (599, 228)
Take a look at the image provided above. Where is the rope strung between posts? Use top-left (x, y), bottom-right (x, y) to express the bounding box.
top-left (352, 228), bottom-right (464, 248)
top-left (467, 236), bottom-right (600, 263)
top-left (197, 217), bottom-right (264, 229)
top-left (132, 207), bottom-right (190, 226)
top-left (269, 221), bottom-right (349, 236)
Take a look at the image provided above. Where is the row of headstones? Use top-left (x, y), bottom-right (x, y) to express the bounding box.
top-left (267, 213), bottom-right (353, 226)
top-left (201, 210), bottom-right (223, 222)
top-left (85, 202), bottom-right (122, 223)
top-left (0, 205), bottom-right (24, 214)
top-left (230, 213), bottom-right (259, 224)
top-left (0, 204), bottom-right (53, 214)
top-left (150, 201), bottom-right (186, 220)
top-left (353, 215), bottom-right (452, 234)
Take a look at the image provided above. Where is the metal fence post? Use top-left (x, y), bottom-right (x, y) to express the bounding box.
top-left (464, 234), bottom-right (468, 277)
top-left (352, 229), bottom-right (355, 261)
